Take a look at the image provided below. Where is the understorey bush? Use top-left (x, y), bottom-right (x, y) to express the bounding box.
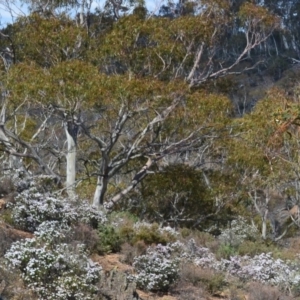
top-left (247, 282), bottom-right (282, 300)
top-left (5, 221), bottom-right (102, 300)
top-left (10, 176), bottom-right (106, 232)
top-left (131, 222), bottom-right (178, 245)
top-left (97, 224), bottom-right (122, 254)
top-left (186, 239), bottom-right (220, 269)
top-left (167, 238), bottom-right (300, 292)
top-left (237, 240), bottom-right (279, 257)
top-left (216, 243), bottom-right (236, 259)
top-left (218, 216), bottom-right (259, 248)
top-left (224, 253), bottom-right (300, 289)
top-left (179, 262), bottom-right (226, 294)
top-left (132, 243), bottom-right (180, 292)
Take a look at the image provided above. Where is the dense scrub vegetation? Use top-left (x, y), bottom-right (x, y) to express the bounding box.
top-left (1, 0), bottom-right (300, 299)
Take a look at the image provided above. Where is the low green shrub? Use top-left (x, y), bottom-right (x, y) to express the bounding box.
top-left (237, 240), bottom-right (279, 257)
top-left (131, 222), bottom-right (177, 245)
top-left (97, 224), bottom-right (122, 254)
top-left (216, 243), bottom-right (236, 260)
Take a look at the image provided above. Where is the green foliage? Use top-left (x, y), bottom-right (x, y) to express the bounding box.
top-left (109, 211), bottom-right (139, 243)
top-left (97, 224), bottom-right (122, 254)
top-left (131, 223), bottom-right (177, 246)
top-left (267, 56), bottom-right (290, 79)
top-left (95, 213), bottom-right (178, 254)
top-left (179, 228), bottom-right (215, 244)
top-left (238, 2), bottom-right (280, 30)
top-left (12, 14), bottom-right (88, 67)
top-left (237, 240), bottom-right (280, 257)
top-left (90, 2), bottom-right (234, 80)
top-left (135, 159), bottom-right (241, 231)
top-left (216, 243), bottom-right (236, 260)
top-left (205, 273), bottom-right (226, 294)
top-left (1, 209), bottom-right (14, 226)
top-left (6, 60), bottom-right (100, 108)
top-left (0, 0), bottom-right (290, 245)
top-left (23, 0), bottom-right (79, 10)
top-left (137, 164), bottom-right (213, 228)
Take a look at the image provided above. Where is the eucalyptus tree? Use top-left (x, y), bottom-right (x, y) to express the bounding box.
top-left (0, 0), bottom-right (283, 213)
top-left (93, 1), bottom-right (279, 85)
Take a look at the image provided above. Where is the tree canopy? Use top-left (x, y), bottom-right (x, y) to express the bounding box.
top-left (1, 0), bottom-right (300, 237)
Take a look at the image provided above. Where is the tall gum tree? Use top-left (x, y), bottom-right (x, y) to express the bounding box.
top-left (90, 1), bottom-right (279, 85)
top-left (3, 60), bottom-right (100, 193)
top-left (0, 14), bottom-right (90, 192)
top-left (0, 1), bottom-right (282, 211)
top-left (224, 86), bottom-right (300, 240)
top-left (3, 58), bottom-right (234, 208)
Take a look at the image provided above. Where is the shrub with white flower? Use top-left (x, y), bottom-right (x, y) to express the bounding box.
top-left (185, 239), bottom-right (220, 269)
top-left (77, 200), bottom-right (107, 228)
top-left (132, 243), bottom-right (180, 292)
top-left (225, 252), bottom-right (300, 289)
top-left (10, 176), bottom-right (106, 232)
top-left (158, 225), bottom-right (179, 238)
top-left (170, 239), bottom-right (300, 291)
top-left (218, 216), bottom-right (259, 248)
top-left (5, 221), bottom-right (102, 300)
top-left (11, 188), bottom-right (75, 232)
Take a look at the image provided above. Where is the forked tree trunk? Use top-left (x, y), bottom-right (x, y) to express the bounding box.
top-left (249, 189), bottom-right (270, 240)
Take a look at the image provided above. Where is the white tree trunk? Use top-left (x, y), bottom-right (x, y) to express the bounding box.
top-left (93, 178), bottom-right (102, 207)
top-left (261, 209), bottom-right (268, 240)
top-left (282, 35), bottom-right (289, 50)
top-left (64, 124), bottom-right (76, 198)
top-left (0, 103), bottom-right (22, 169)
top-left (93, 175), bottom-right (108, 208)
top-left (249, 189), bottom-right (270, 239)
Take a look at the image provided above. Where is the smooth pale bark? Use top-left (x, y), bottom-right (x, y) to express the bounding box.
top-left (282, 35), bottom-right (289, 51)
top-left (187, 18), bottom-right (278, 87)
top-left (92, 151), bottom-right (109, 207)
top-left (64, 121), bottom-right (77, 198)
top-left (0, 103), bottom-right (23, 169)
top-left (249, 190), bottom-right (270, 239)
top-left (93, 174), bottom-right (109, 207)
top-left (261, 208), bottom-right (268, 240)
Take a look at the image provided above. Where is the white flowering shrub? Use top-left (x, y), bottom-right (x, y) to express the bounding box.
top-left (132, 243), bottom-right (180, 292)
top-left (167, 238), bottom-right (300, 291)
top-left (12, 188), bottom-right (76, 232)
top-left (5, 221), bottom-right (102, 300)
top-left (158, 226), bottom-right (179, 238)
top-left (185, 239), bottom-right (220, 269)
top-left (224, 253), bottom-right (300, 289)
top-left (218, 216), bottom-right (259, 247)
top-left (10, 176), bottom-right (106, 232)
top-left (77, 200), bottom-right (107, 228)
